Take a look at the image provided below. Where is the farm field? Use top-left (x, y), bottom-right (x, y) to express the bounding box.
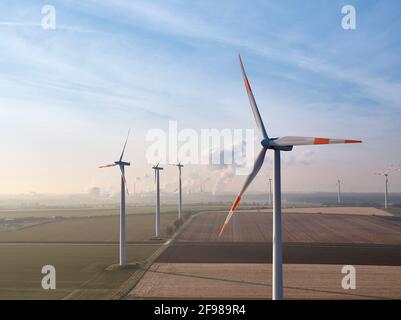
top-left (129, 263), bottom-right (401, 300)
top-left (129, 208), bottom-right (401, 300)
top-left (176, 210), bottom-right (401, 245)
top-left (0, 244), bottom-right (159, 300)
top-left (1, 206), bottom-right (400, 300)
top-left (282, 207), bottom-right (392, 216)
top-left (0, 204), bottom-right (251, 220)
top-left (0, 213), bottom-right (178, 242)
top-left (0, 206), bottom-right (186, 299)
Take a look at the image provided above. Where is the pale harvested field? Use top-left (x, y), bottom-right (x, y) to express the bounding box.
top-left (0, 214), bottom-right (176, 242)
top-left (129, 263), bottom-right (401, 300)
top-left (214, 207), bottom-right (393, 216)
top-left (176, 211), bottom-right (401, 245)
top-left (282, 207), bottom-right (392, 216)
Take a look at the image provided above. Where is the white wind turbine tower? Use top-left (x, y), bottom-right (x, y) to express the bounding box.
top-left (99, 129), bottom-right (131, 267)
top-left (171, 162), bottom-right (184, 220)
top-left (152, 163), bottom-right (163, 238)
top-left (268, 178), bottom-right (272, 206)
top-left (375, 169), bottom-right (391, 209)
top-left (337, 179), bottom-right (342, 204)
top-left (218, 54), bottom-right (362, 300)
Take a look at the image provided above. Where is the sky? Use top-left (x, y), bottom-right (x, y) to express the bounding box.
top-left (1, 0), bottom-right (401, 195)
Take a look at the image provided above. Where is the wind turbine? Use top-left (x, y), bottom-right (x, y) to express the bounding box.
top-left (375, 169), bottom-right (390, 209)
top-left (152, 163), bottom-right (163, 238)
top-left (99, 129), bottom-right (131, 267)
top-left (171, 162), bottom-right (184, 220)
top-left (337, 179), bottom-right (342, 204)
top-left (218, 54), bottom-right (362, 300)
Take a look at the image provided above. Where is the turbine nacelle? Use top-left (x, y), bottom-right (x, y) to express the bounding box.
top-left (115, 161), bottom-right (131, 166)
top-left (261, 138), bottom-right (293, 151)
top-left (99, 129), bottom-right (131, 196)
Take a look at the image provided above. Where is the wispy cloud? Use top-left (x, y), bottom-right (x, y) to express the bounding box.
top-left (81, 0), bottom-right (401, 110)
top-left (1, 0), bottom-right (401, 193)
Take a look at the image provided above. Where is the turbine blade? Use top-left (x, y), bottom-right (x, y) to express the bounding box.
top-left (99, 163), bottom-right (117, 168)
top-left (119, 166), bottom-right (129, 195)
top-left (119, 128), bottom-right (131, 161)
top-left (218, 147), bottom-right (267, 237)
top-left (274, 136), bottom-right (362, 147)
top-left (238, 54), bottom-right (268, 139)
top-left (122, 174), bottom-right (129, 195)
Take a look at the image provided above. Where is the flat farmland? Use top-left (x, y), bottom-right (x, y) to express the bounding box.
top-left (158, 211), bottom-right (401, 265)
top-left (0, 244), bottom-right (159, 300)
top-left (129, 263), bottom-right (401, 300)
top-left (0, 213), bottom-right (177, 242)
top-left (282, 207), bottom-right (392, 216)
top-left (0, 204), bottom-right (237, 220)
top-left (176, 211), bottom-right (401, 245)
top-left (129, 209), bottom-right (401, 300)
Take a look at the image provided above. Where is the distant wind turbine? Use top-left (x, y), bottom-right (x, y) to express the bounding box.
top-left (337, 179), bottom-right (342, 204)
top-left (171, 162), bottom-right (184, 220)
top-left (152, 163), bottom-right (163, 238)
top-left (218, 54), bottom-right (362, 300)
top-left (375, 169), bottom-right (391, 209)
top-left (99, 129), bottom-right (131, 267)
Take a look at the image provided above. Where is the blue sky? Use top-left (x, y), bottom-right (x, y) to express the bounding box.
top-left (1, 0), bottom-right (401, 194)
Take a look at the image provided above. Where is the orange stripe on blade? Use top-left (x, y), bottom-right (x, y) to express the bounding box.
top-left (345, 139), bottom-right (362, 143)
top-left (313, 138), bottom-right (330, 144)
top-left (218, 196), bottom-right (242, 237)
top-left (230, 195), bottom-right (241, 212)
top-left (244, 78), bottom-right (251, 94)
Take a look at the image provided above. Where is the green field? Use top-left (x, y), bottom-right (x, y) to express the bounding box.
top-left (0, 213), bottom-right (178, 242)
top-left (0, 207), bottom-right (182, 299)
top-left (0, 205), bottom-right (182, 219)
top-left (0, 244), bottom-right (159, 300)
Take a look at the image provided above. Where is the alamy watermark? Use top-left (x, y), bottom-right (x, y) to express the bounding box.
top-left (146, 121), bottom-right (256, 175)
top-left (341, 265), bottom-right (356, 290)
top-left (41, 5), bottom-right (56, 30)
top-left (41, 265), bottom-right (56, 290)
top-left (341, 5), bottom-right (356, 30)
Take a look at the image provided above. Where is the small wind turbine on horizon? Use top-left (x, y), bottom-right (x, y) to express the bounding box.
top-left (171, 162), bottom-right (184, 220)
top-left (218, 54), bottom-right (362, 300)
top-left (99, 129), bottom-right (131, 267)
top-left (337, 179), bottom-right (342, 204)
top-left (375, 168), bottom-right (391, 209)
top-left (152, 163), bottom-right (163, 238)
